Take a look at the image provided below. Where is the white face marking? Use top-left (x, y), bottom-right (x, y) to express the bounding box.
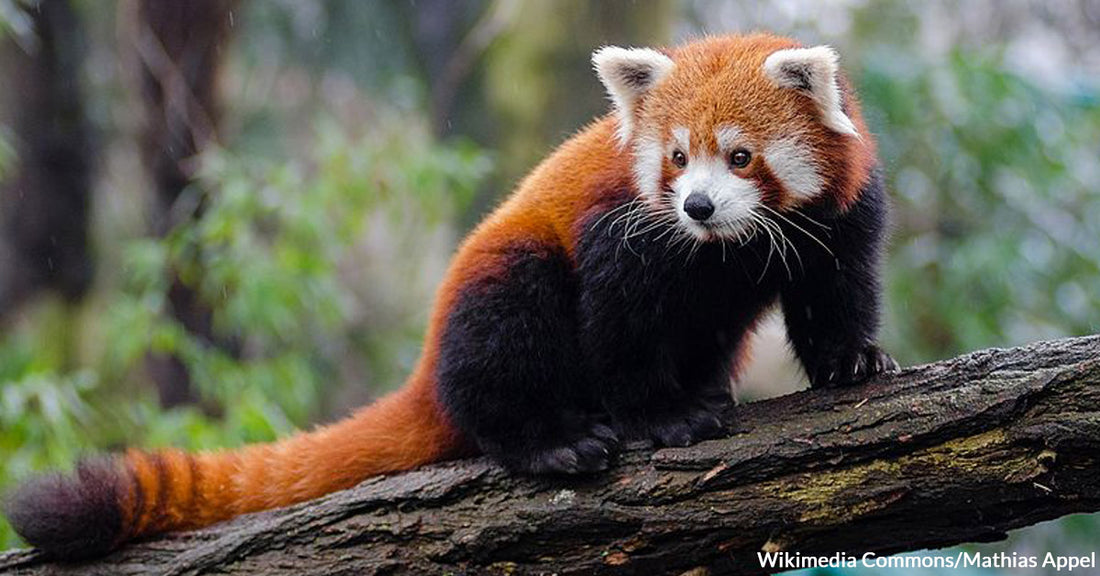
top-left (715, 125), bottom-right (743, 152)
top-left (671, 126), bottom-right (690, 153)
top-left (632, 130), bottom-right (664, 199)
top-left (667, 126), bottom-right (762, 240)
top-left (632, 125), bottom-right (689, 200)
top-left (637, 125), bottom-right (826, 241)
top-left (764, 136), bottom-right (823, 200)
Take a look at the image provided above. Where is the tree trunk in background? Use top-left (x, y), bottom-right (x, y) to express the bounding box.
top-left (401, 0), bottom-right (487, 138)
top-left (467, 0), bottom-right (673, 224)
top-left (130, 0), bottom-right (236, 407)
top-left (0, 0), bottom-right (93, 318)
top-left (400, 0), bottom-right (674, 221)
top-left (400, 0), bottom-right (672, 224)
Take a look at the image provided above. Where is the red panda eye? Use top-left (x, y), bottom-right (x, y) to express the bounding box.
top-left (671, 150), bottom-right (687, 168)
top-left (730, 149), bottom-right (752, 169)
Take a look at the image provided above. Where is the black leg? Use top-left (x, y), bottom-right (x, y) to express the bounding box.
top-left (436, 246), bottom-right (618, 475)
top-left (782, 169), bottom-right (899, 388)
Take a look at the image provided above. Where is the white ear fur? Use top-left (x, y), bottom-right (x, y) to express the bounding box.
top-left (763, 45), bottom-right (858, 137)
top-left (592, 46), bottom-right (674, 144)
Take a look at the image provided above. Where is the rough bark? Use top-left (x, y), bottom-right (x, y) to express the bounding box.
top-left (2, 335), bottom-right (1099, 575)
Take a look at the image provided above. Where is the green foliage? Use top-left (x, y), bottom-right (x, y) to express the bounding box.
top-left (116, 115), bottom-right (486, 434)
top-left (3, 0), bottom-right (1098, 560)
top-left (0, 300), bottom-right (101, 547)
top-left (0, 333), bottom-right (98, 475)
top-left (0, 114), bottom-right (488, 548)
top-left (858, 47), bottom-right (1100, 363)
top-left (836, 2), bottom-right (1100, 569)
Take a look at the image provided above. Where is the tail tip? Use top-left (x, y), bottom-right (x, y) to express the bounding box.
top-left (4, 458), bottom-right (126, 560)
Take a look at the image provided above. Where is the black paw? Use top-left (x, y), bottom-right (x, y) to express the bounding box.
top-left (810, 344), bottom-right (899, 388)
top-left (639, 403), bottom-right (727, 448)
top-left (512, 424), bottom-right (620, 476)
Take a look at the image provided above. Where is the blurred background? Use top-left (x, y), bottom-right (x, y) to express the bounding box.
top-left (0, 0), bottom-right (1097, 571)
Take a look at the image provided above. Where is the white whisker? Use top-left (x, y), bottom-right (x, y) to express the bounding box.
top-left (791, 208), bottom-right (832, 231)
top-left (762, 205), bottom-right (835, 260)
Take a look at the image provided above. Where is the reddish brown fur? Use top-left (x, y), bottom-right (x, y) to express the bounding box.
top-left (9, 33), bottom-right (879, 551)
top-left (639, 34), bottom-right (876, 210)
top-left (91, 117), bottom-right (635, 545)
top-left (108, 382), bottom-right (465, 542)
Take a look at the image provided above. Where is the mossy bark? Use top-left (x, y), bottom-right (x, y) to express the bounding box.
top-left (2, 335), bottom-right (1099, 575)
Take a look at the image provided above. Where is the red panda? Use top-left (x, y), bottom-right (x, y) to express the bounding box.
top-left (4, 33), bottom-right (897, 559)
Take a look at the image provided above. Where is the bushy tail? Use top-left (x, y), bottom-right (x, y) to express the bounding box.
top-left (4, 385), bottom-right (463, 559)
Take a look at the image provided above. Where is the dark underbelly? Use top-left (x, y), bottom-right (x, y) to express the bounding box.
top-left (574, 199), bottom-right (787, 387)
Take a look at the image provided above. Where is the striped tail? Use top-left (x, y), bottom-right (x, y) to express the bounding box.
top-left (3, 385), bottom-right (464, 559)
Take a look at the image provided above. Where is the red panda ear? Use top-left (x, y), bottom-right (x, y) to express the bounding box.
top-left (592, 46), bottom-right (674, 144)
top-left (763, 45), bottom-right (859, 137)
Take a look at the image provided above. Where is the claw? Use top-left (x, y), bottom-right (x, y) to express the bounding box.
top-left (811, 344), bottom-right (898, 389)
top-left (590, 423), bottom-right (621, 448)
top-left (515, 423), bottom-right (620, 476)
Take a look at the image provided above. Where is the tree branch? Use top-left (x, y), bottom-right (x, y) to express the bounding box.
top-left (3, 335), bottom-right (1099, 575)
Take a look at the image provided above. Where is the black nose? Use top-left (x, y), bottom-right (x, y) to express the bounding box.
top-left (683, 192), bottom-right (715, 221)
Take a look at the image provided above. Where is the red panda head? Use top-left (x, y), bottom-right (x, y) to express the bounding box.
top-left (593, 34), bottom-right (877, 242)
